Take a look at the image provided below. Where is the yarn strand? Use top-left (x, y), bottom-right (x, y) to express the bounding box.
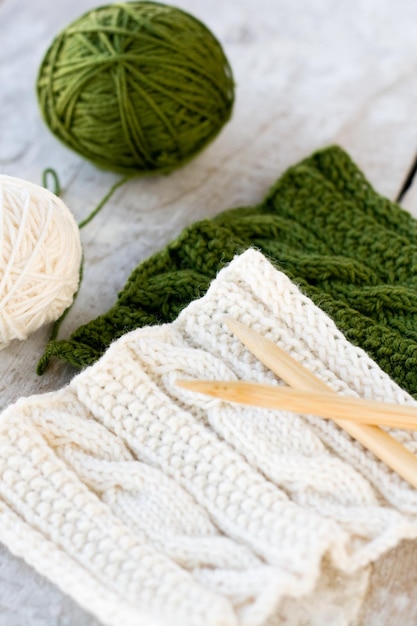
top-left (39, 256), bottom-right (84, 348)
top-left (42, 168), bottom-right (61, 196)
top-left (37, 172), bottom-right (134, 373)
top-left (77, 175), bottom-right (133, 228)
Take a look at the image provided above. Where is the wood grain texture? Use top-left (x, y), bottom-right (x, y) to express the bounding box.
top-left (2, 0), bottom-right (417, 623)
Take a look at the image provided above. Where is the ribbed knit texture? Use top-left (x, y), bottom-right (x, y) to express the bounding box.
top-left (37, 145), bottom-right (417, 400)
top-left (4, 250), bottom-right (417, 626)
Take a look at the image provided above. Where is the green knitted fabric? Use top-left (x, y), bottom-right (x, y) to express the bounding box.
top-left (38, 145), bottom-right (417, 399)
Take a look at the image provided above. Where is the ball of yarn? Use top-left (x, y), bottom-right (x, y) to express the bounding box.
top-left (36, 1), bottom-right (235, 175)
top-left (0, 175), bottom-right (82, 348)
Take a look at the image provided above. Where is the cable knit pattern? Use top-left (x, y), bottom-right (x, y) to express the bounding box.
top-left (38, 145), bottom-right (417, 401)
top-left (3, 249), bottom-right (417, 625)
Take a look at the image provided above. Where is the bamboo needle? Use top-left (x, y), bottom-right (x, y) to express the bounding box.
top-left (176, 380), bottom-right (417, 430)
top-left (225, 318), bottom-right (417, 489)
top-left (178, 318), bottom-right (417, 490)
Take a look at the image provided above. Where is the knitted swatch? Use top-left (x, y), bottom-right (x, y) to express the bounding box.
top-left (3, 250), bottom-right (417, 626)
top-left (37, 145), bottom-right (417, 400)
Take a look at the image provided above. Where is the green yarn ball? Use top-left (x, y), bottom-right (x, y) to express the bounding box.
top-left (36, 1), bottom-right (234, 175)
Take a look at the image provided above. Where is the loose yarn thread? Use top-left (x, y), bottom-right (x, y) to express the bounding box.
top-left (0, 175), bottom-right (82, 348)
top-left (36, 1), bottom-right (235, 175)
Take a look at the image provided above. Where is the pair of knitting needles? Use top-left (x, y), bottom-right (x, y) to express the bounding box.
top-left (177, 319), bottom-right (417, 489)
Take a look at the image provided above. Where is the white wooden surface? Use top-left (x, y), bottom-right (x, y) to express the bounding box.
top-left (2, 0), bottom-right (417, 623)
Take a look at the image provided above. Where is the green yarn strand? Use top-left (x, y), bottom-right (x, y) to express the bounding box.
top-left (38, 166), bottom-right (133, 364)
top-left (42, 167), bottom-right (61, 195)
top-left (78, 175), bottom-right (133, 228)
top-left (36, 1), bottom-right (234, 174)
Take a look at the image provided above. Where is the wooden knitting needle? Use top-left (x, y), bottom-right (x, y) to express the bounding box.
top-left (178, 318), bottom-right (417, 489)
top-left (176, 380), bottom-right (417, 430)
top-left (225, 319), bottom-right (417, 489)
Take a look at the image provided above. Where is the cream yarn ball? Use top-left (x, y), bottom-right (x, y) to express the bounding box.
top-left (0, 175), bottom-right (82, 348)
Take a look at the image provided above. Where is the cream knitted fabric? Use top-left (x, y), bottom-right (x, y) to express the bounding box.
top-left (2, 249), bottom-right (417, 626)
